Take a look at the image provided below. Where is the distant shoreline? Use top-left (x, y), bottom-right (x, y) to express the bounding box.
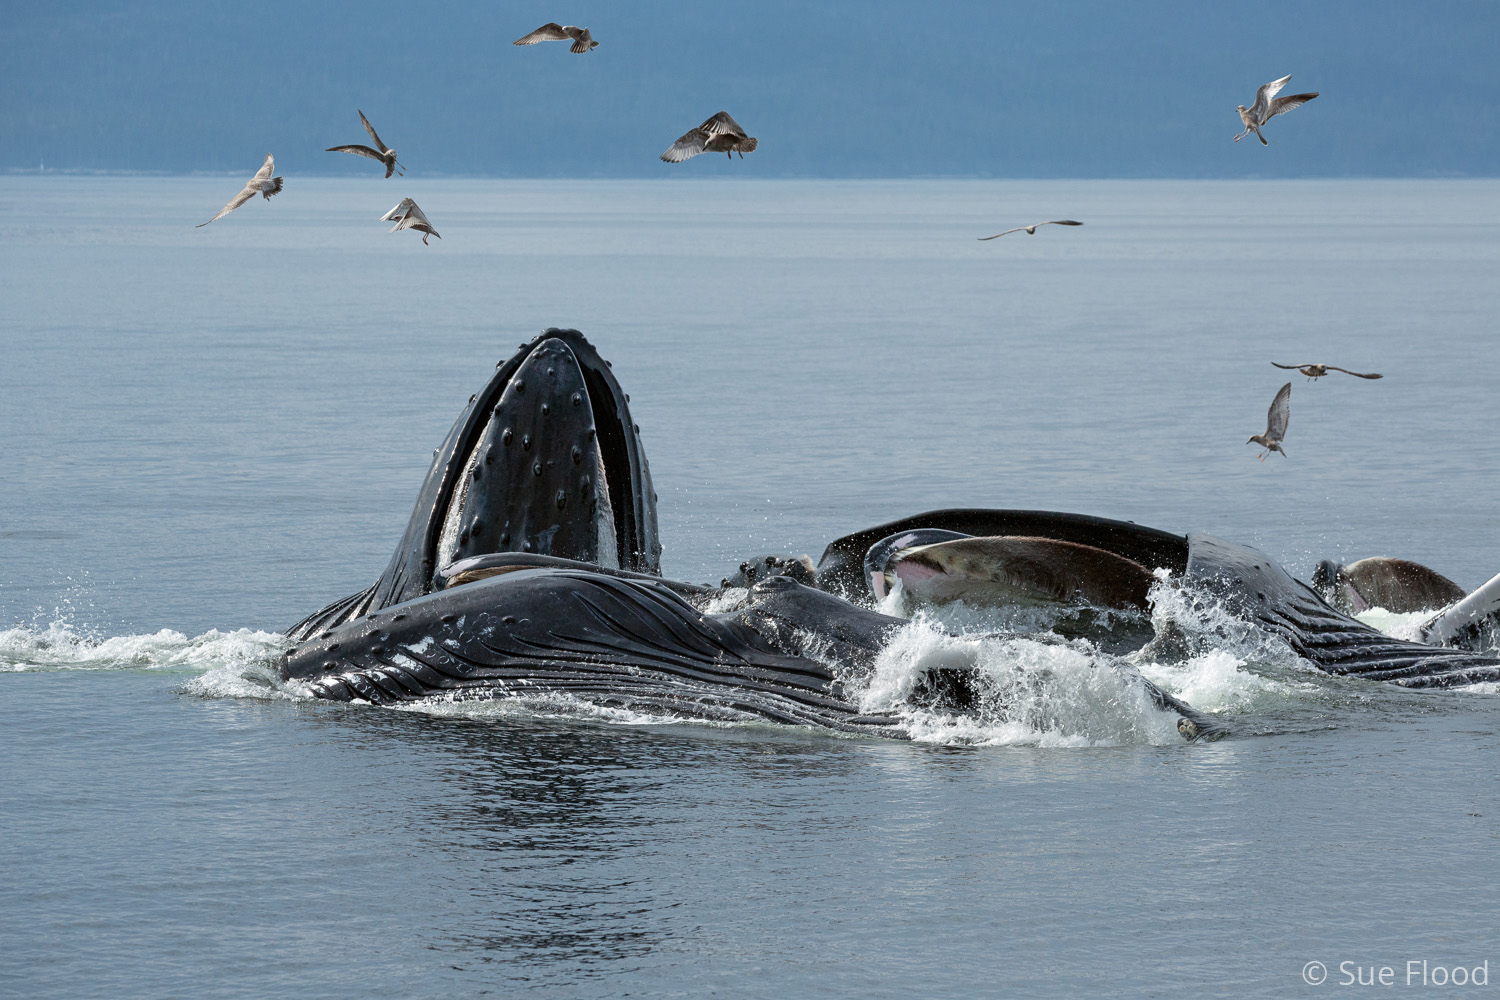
top-left (3, 171), bottom-right (1496, 181)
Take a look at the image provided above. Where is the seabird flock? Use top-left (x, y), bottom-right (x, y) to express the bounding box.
top-left (193, 33), bottom-right (1355, 463)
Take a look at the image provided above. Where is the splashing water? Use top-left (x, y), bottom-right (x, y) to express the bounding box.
top-left (1, 620), bottom-right (287, 675)
top-left (10, 566), bottom-right (1484, 743)
top-left (1129, 574), bottom-right (1320, 713)
top-left (857, 617), bottom-right (1183, 747)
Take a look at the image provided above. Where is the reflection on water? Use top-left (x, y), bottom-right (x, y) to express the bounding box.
top-left (298, 707), bottom-right (886, 982)
top-left (5, 671), bottom-right (1500, 997)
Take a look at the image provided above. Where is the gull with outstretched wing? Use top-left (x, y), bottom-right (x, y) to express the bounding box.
top-left (1234, 75), bottom-right (1319, 145)
top-left (1248, 383), bottom-right (1292, 461)
top-left (326, 110), bottom-right (403, 178)
top-left (661, 111), bottom-right (759, 162)
top-left (1272, 362), bottom-right (1383, 381)
top-left (513, 23), bottom-right (597, 53)
top-left (978, 220), bottom-right (1083, 241)
top-left (380, 197), bottom-right (440, 245)
top-left (196, 154), bottom-right (283, 227)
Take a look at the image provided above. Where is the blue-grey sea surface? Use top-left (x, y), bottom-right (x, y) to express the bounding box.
top-left (2, 177), bottom-right (1499, 997)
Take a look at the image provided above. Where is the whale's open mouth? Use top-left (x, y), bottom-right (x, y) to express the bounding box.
top-left (285, 329), bottom-right (659, 640)
top-left (430, 334), bottom-right (654, 576)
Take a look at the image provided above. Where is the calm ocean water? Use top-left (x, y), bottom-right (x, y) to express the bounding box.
top-left (3, 176), bottom-right (1499, 997)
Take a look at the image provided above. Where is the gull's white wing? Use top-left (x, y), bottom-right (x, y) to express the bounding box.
top-left (699, 111), bottom-right (747, 137)
top-left (660, 128), bottom-right (708, 162)
top-left (381, 198), bottom-right (436, 235)
top-left (251, 153), bottom-right (275, 184)
top-left (358, 110), bottom-right (387, 153)
top-left (1266, 382), bottom-right (1291, 440)
top-left (1268, 92), bottom-right (1317, 119)
top-left (1251, 75), bottom-right (1291, 122)
top-left (979, 220), bottom-right (1081, 240)
top-left (381, 197), bottom-right (416, 227)
top-left (514, 22), bottom-right (570, 44)
top-left (197, 182), bottom-right (257, 227)
top-left (401, 201), bottom-right (433, 229)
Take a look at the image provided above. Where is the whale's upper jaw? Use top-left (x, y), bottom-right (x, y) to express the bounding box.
top-left (285, 329), bottom-right (660, 640)
top-left (390, 328), bottom-right (660, 598)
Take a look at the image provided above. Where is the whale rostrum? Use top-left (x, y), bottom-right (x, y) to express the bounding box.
top-left (287, 329), bottom-right (659, 641)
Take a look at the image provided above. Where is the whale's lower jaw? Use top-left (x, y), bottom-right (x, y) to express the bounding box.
top-left (303, 661), bottom-right (906, 736)
top-left (1247, 597), bottom-right (1500, 686)
top-left (285, 570), bottom-right (908, 737)
top-left (1183, 532), bottom-right (1500, 688)
top-left (283, 582), bottom-right (381, 645)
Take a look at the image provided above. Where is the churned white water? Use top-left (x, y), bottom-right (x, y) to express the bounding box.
top-left (4, 177), bottom-right (1500, 997)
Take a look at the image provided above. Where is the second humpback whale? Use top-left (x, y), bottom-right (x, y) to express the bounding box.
top-left (281, 330), bottom-right (1500, 742)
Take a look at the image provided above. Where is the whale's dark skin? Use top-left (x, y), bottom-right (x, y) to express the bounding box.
top-left (285, 571), bottom-right (907, 735)
top-left (283, 332), bottom-right (1500, 744)
top-left (282, 568), bottom-right (1223, 738)
top-left (1183, 533), bottom-right (1500, 687)
top-left (287, 329), bottom-right (659, 641)
top-left (830, 512), bottom-right (1500, 688)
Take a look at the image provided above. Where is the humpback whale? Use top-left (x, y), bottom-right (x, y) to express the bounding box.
top-left (1313, 557), bottom-right (1500, 653)
top-left (821, 514), bottom-right (1500, 688)
top-left (869, 534), bottom-right (1156, 611)
top-left (287, 329), bottom-right (659, 642)
top-left (282, 331), bottom-right (1500, 743)
top-left (1313, 557), bottom-right (1465, 615)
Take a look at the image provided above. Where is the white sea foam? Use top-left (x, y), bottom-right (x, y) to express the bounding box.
top-left (10, 568), bottom-right (1381, 740)
top-left (701, 587), bottom-right (749, 614)
top-left (1128, 576), bottom-right (1319, 711)
top-left (1137, 650), bottom-right (1312, 713)
top-left (857, 616), bottom-right (1183, 747)
top-left (1, 620), bottom-right (288, 675)
top-left (393, 690), bottom-right (718, 728)
top-left (1353, 607), bottom-right (1432, 643)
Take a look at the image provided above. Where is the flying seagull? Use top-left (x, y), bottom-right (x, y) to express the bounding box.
top-left (381, 197), bottom-right (440, 245)
top-left (1248, 382), bottom-right (1292, 461)
top-left (326, 110), bottom-right (403, 178)
top-left (660, 112), bottom-right (758, 162)
top-left (1234, 75), bottom-right (1319, 145)
top-left (1271, 362), bottom-right (1383, 380)
top-left (978, 220), bottom-right (1083, 241)
top-left (196, 154), bottom-right (283, 227)
top-left (513, 23), bottom-right (597, 52)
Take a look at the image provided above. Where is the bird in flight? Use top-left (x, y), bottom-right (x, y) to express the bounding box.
top-left (513, 23), bottom-right (598, 53)
top-left (326, 110), bottom-right (403, 178)
top-left (978, 220), bottom-right (1083, 241)
top-left (1234, 75), bottom-right (1318, 145)
top-left (1271, 362), bottom-right (1383, 380)
top-left (381, 198), bottom-right (440, 245)
top-left (661, 112), bottom-right (758, 162)
top-left (196, 154), bottom-right (283, 227)
top-left (1248, 383), bottom-right (1292, 461)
